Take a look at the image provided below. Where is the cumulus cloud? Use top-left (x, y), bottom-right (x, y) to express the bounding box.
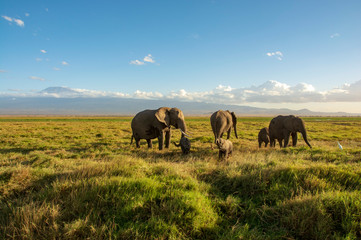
top-left (29, 76), bottom-right (45, 81)
top-left (131, 54), bottom-right (156, 65)
top-left (2, 16), bottom-right (13, 22)
top-left (2, 80), bottom-right (361, 105)
top-left (143, 54), bottom-right (155, 63)
top-left (13, 19), bottom-right (24, 27)
top-left (2, 15), bottom-right (24, 27)
top-left (134, 90), bottom-right (163, 99)
top-left (266, 51), bottom-right (283, 60)
top-left (130, 60), bottom-right (145, 65)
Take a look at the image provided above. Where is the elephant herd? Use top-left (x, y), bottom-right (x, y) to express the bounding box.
top-left (259, 115), bottom-right (312, 149)
top-left (130, 107), bottom-right (312, 159)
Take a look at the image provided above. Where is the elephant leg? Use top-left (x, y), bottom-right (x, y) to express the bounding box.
top-left (227, 129), bottom-right (231, 139)
top-left (283, 130), bottom-right (291, 148)
top-left (146, 139), bottom-right (152, 148)
top-left (265, 142), bottom-right (268, 147)
top-left (135, 139), bottom-right (141, 148)
top-left (291, 132), bottom-right (298, 146)
top-left (277, 138), bottom-right (283, 148)
top-left (259, 141), bottom-right (262, 148)
top-left (158, 131), bottom-right (164, 150)
top-left (164, 130), bottom-right (171, 148)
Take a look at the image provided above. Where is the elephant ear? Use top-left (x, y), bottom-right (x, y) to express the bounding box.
top-left (155, 107), bottom-right (170, 127)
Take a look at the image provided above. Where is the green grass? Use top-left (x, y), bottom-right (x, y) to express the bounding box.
top-left (1, 117), bottom-right (361, 239)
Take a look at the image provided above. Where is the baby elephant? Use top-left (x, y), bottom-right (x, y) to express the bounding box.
top-left (258, 127), bottom-right (269, 148)
top-left (173, 137), bottom-right (191, 154)
top-left (216, 138), bottom-right (233, 160)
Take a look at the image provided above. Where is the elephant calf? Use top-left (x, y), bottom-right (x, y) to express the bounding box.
top-left (216, 138), bottom-right (233, 160)
top-left (173, 137), bottom-right (191, 154)
top-left (258, 127), bottom-right (269, 148)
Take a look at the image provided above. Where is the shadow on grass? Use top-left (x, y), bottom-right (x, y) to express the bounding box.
top-left (0, 147), bottom-right (46, 154)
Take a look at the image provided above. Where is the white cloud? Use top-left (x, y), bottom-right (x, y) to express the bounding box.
top-left (3, 80), bottom-right (361, 108)
top-left (330, 33), bottom-right (340, 38)
top-left (134, 90), bottom-right (163, 99)
top-left (143, 54), bottom-right (155, 63)
top-left (130, 60), bottom-right (145, 65)
top-left (13, 19), bottom-right (24, 27)
top-left (266, 51), bottom-right (283, 60)
top-left (53, 67), bottom-right (61, 71)
top-left (40, 50), bottom-right (47, 53)
top-left (25, 13), bottom-right (30, 17)
top-left (61, 61), bottom-right (69, 65)
top-left (131, 54), bottom-right (156, 65)
top-left (35, 58), bottom-right (42, 62)
top-left (216, 85), bottom-right (233, 92)
top-left (2, 15), bottom-right (24, 27)
top-left (29, 76), bottom-right (45, 81)
top-left (2, 16), bottom-right (13, 22)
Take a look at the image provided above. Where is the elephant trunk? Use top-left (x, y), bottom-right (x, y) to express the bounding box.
top-left (233, 122), bottom-right (239, 139)
top-left (177, 120), bottom-right (187, 138)
top-left (301, 129), bottom-right (312, 148)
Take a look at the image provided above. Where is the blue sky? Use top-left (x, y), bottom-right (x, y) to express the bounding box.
top-left (1, 0), bottom-right (361, 113)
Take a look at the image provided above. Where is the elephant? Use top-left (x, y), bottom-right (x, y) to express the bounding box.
top-left (131, 107), bottom-right (187, 150)
top-left (210, 110), bottom-right (238, 143)
top-left (258, 127), bottom-right (269, 148)
top-left (216, 138), bottom-right (233, 160)
top-left (268, 115), bottom-right (312, 148)
top-left (173, 137), bottom-right (191, 154)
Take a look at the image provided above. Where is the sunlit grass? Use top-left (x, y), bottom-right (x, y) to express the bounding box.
top-left (1, 116), bottom-right (361, 239)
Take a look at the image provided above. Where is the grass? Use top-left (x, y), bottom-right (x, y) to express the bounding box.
top-left (1, 116), bottom-right (361, 239)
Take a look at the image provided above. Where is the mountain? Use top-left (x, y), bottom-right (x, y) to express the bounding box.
top-left (40, 87), bottom-right (80, 95)
top-left (0, 97), bottom-right (357, 116)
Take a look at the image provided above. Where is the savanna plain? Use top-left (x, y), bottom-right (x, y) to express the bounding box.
top-left (1, 116), bottom-right (361, 240)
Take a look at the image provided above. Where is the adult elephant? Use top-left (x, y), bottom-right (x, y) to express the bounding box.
top-left (268, 115), bottom-right (312, 148)
top-left (131, 107), bottom-right (187, 150)
top-left (210, 110), bottom-right (238, 143)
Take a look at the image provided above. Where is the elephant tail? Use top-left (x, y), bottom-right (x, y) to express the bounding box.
top-left (173, 142), bottom-right (181, 147)
top-left (130, 135), bottom-right (134, 145)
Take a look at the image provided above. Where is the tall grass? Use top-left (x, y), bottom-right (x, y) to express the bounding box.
top-left (0, 117), bottom-right (360, 239)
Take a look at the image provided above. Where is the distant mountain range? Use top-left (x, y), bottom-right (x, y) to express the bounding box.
top-left (0, 87), bottom-right (358, 116)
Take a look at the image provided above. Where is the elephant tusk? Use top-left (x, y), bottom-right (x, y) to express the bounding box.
top-left (180, 129), bottom-right (192, 138)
